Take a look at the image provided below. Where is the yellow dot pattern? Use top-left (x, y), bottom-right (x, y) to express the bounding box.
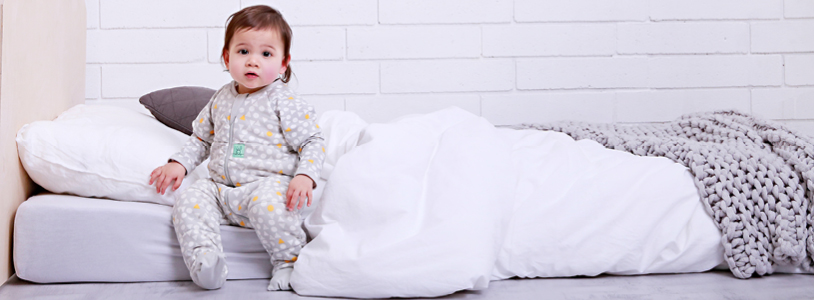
top-left (171, 82), bottom-right (321, 272)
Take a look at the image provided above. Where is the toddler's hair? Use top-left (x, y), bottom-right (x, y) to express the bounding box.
top-left (222, 5), bottom-right (293, 83)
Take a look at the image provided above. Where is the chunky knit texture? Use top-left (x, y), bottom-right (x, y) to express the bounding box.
top-left (510, 110), bottom-right (814, 278)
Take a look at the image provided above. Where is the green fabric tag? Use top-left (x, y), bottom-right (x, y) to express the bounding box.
top-left (232, 143), bottom-right (245, 158)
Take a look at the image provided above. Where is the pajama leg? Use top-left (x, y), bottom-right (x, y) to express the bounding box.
top-left (172, 178), bottom-right (228, 289)
top-left (244, 177), bottom-right (307, 274)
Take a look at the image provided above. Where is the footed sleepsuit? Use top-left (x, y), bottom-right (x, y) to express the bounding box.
top-left (169, 79), bottom-right (325, 285)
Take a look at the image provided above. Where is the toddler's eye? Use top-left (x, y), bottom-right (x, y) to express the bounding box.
top-left (238, 49), bottom-right (248, 55)
top-left (263, 51), bottom-right (271, 57)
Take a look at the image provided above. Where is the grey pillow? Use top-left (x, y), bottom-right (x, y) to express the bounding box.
top-left (139, 86), bottom-right (216, 135)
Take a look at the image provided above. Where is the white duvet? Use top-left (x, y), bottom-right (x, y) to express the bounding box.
top-left (292, 107), bottom-right (724, 298)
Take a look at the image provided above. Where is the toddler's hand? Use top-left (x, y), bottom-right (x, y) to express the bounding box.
top-left (149, 161), bottom-right (187, 195)
top-left (286, 175), bottom-right (314, 211)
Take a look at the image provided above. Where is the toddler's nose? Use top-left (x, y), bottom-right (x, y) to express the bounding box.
top-left (246, 57), bottom-right (259, 67)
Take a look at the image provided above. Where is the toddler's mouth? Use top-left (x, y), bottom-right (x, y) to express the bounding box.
top-left (245, 72), bottom-right (258, 78)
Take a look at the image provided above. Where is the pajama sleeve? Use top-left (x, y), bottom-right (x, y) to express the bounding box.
top-left (169, 99), bottom-right (215, 175)
top-left (277, 95), bottom-right (326, 187)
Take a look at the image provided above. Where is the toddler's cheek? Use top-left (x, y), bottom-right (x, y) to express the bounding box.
top-left (228, 68), bottom-right (243, 81)
top-left (263, 68), bottom-right (280, 79)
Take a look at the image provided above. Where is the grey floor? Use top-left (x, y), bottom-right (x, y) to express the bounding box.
top-left (0, 271), bottom-right (813, 300)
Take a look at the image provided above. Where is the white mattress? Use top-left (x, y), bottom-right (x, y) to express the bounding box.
top-left (14, 193), bottom-right (311, 283)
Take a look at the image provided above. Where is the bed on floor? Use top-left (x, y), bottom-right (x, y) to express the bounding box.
top-left (7, 0), bottom-right (814, 298)
top-left (9, 102), bottom-right (748, 298)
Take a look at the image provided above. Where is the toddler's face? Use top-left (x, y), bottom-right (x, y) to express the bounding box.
top-left (224, 28), bottom-right (288, 94)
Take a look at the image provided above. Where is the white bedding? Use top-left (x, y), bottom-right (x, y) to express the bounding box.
top-left (291, 107), bottom-right (725, 298)
top-left (15, 107), bottom-right (726, 297)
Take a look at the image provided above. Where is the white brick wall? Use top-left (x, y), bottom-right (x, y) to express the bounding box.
top-left (617, 22), bottom-right (749, 54)
top-left (616, 89), bottom-right (751, 123)
top-left (100, 0), bottom-right (239, 28)
top-left (86, 0), bottom-right (814, 136)
top-left (650, 0), bottom-right (783, 21)
top-left (514, 0), bottom-right (648, 22)
top-left (88, 29), bottom-right (207, 63)
top-left (242, 0), bottom-right (378, 25)
top-left (379, 0), bottom-right (513, 24)
top-left (348, 26), bottom-right (481, 59)
top-left (752, 21), bottom-right (814, 53)
top-left (381, 59), bottom-right (514, 93)
top-left (786, 0), bottom-right (814, 18)
top-left (482, 24), bottom-right (615, 57)
top-left (786, 55), bottom-right (814, 86)
top-left (482, 92), bottom-right (616, 124)
top-left (518, 57), bottom-right (648, 90)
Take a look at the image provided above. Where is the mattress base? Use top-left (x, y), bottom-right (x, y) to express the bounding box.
top-left (14, 194), bottom-right (273, 283)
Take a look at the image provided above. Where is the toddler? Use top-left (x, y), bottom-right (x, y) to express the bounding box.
top-left (149, 5), bottom-right (325, 291)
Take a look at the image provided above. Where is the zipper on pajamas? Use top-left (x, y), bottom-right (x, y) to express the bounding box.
top-left (224, 93), bottom-right (246, 186)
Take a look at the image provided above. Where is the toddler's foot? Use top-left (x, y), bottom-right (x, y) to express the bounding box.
top-left (191, 252), bottom-right (227, 290)
top-left (267, 268), bottom-right (293, 291)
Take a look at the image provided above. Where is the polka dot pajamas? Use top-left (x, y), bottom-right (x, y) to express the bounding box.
top-left (168, 80), bottom-right (325, 287)
top-left (173, 176), bottom-right (305, 277)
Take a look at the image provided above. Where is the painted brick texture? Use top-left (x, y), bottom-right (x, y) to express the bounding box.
top-left (86, 0), bottom-right (814, 135)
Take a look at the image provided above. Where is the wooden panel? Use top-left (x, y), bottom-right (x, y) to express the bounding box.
top-left (0, 0), bottom-right (85, 279)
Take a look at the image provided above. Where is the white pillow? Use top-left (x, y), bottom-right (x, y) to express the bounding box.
top-left (315, 110), bottom-right (368, 180)
top-left (16, 104), bottom-right (209, 206)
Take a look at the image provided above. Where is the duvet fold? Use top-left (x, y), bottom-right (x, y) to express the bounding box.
top-left (292, 107), bottom-right (723, 298)
top-left (293, 107), bottom-right (516, 298)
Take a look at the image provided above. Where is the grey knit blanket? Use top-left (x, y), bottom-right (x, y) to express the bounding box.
top-left (509, 110), bottom-right (814, 278)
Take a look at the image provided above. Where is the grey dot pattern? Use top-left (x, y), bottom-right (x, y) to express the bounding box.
top-left (511, 110), bottom-right (814, 279)
top-left (172, 179), bottom-right (227, 275)
top-left (173, 176), bottom-right (305, 278)
top-left (170, 80), bottom-right (326, 188)
top-left (169, 80), bottom-right (324, 280)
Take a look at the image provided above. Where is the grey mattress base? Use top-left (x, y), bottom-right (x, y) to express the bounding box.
top-left (14, 194), bottom-right (273, 283)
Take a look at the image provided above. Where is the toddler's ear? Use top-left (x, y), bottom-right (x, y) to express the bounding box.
top-left (280, 55), bottom-right (291, 74)
top-left (222, 50), bottom-right (230, 66)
